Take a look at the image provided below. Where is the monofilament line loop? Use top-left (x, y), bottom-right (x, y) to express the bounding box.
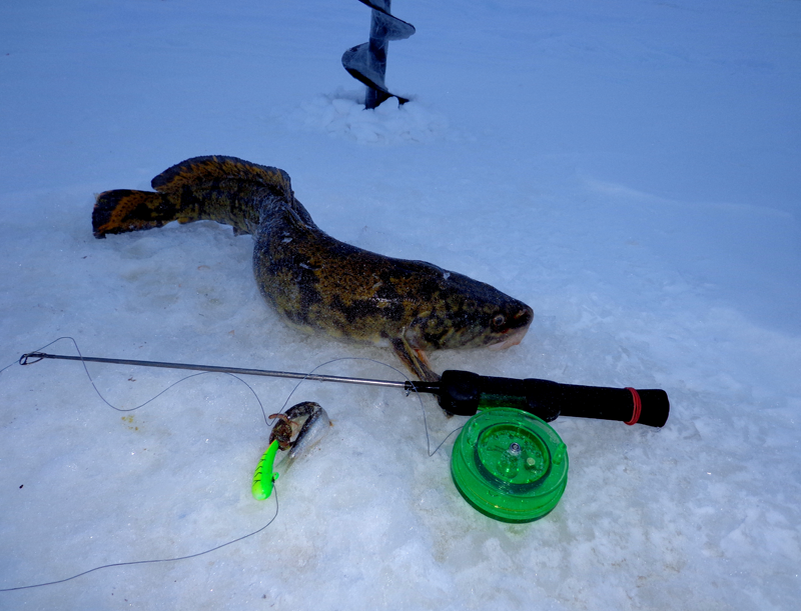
top-left (18, 336), bottom-right (271, 423)
top-left (0, 488), bottom-right (280, 592)
top-left (1, 336), bottom-right (280, 592)
top-left (1, 337), bottom-right (463, 592)
top-left (274, 355), bottom-right (462, 457)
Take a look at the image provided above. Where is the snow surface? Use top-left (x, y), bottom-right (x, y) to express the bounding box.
top-left (1, 0), bottom-right (800, 609)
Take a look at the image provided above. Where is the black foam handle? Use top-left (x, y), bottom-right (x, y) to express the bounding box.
top-left (436, 370), bottom-right (669, 427)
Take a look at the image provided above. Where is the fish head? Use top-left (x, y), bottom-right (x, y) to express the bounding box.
top-left (409, 268), bottom-right (533, 352)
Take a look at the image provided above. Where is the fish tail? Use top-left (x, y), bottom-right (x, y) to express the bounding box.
top-left (92, 190), bottom-right (182, 238)
top-left (92, 156), bottom-right (294, 239)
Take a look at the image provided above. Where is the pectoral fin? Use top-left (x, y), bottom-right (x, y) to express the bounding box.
top-left (390, 336), bottom-right (440, 382)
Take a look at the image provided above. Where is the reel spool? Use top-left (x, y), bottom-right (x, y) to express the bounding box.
top-left (451, 408), bottom-right (568, 523)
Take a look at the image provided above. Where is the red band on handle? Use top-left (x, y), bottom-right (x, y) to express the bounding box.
top-left (624, 388), bottom-right (642, 425)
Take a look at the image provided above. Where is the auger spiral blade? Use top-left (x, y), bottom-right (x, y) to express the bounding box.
top-left (342, 0), bottom-right (415, 109)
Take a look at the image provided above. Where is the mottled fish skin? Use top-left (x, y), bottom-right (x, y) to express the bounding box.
top-left (93, 156), bottom-right (533, 381)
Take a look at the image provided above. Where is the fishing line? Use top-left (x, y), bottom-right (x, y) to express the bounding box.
top-left (16, 336), bottom-right (271, 424)
top-left (1, 337), bottom-right (284, 592)
top-left (273, 355), bottom-right (463, 457)
top-left (0, 489), bottom-right (280, 593)
top-left (10, 338), bottom-right (461, 454)
top-left (0, 337), bottom-right (460, 592)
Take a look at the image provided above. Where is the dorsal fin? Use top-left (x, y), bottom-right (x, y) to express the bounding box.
top-left (151, 155), bottom-right (293, 200)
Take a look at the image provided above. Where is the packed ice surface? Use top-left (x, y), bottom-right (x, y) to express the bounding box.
top-left (1, 1), bottom-right (799, 609)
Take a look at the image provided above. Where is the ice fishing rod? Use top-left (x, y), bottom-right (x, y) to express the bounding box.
top-left (19, 351), bottom-right (669, 428)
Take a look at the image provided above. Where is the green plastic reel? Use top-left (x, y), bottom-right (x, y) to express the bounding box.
top-left (451, 407), bottom-right (568, 523)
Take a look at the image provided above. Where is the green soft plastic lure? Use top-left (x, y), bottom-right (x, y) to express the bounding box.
top-left (252, 401), bottom-right (331, 501)
top-left (252, 440), bottom-right (280, 500)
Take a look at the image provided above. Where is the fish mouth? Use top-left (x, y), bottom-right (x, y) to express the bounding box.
top-left (487, 324), bottom-right (530, 351)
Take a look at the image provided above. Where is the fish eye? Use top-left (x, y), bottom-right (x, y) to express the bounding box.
top-left (491, 314), bottom-right (506, 329)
